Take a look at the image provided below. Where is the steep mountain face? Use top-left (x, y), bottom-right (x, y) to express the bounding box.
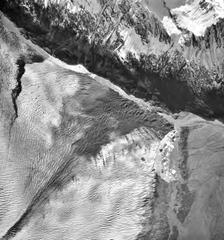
top-left (163, 0), bottom-right (224, 76)
top-left (1, 0), bottom-right (224, 119)
top-left (1, 4), bottom-right (224, 240)
top-left (171, 0), bottom-right (224, 36)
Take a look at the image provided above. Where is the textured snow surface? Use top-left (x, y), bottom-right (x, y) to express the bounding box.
top-left (171, 0), bottom-right (224, 36)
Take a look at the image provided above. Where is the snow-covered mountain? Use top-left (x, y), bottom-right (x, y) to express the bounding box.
top-left (161, 0), bottom-right (224, 74)
top-left (1, 0), bottom-right (224, 118)
top-left (0, 11), bottom-right (174, 239)
top-left (1, 1), bottom-right (224, 240)
top-left (170, 0), bottom-right (224, 36)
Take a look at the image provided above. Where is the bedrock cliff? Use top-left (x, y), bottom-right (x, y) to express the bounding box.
top-left (1, 0), bottom-right (224, 119)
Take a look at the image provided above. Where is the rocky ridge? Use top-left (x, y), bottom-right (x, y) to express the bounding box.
top-left (1, 0), bottom-right (224, 119)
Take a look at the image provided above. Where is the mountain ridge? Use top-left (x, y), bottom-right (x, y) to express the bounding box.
top-left (1, 0), bottom-right (224, 120)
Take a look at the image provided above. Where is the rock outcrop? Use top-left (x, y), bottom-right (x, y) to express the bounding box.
top-left (1, 0), bottom-right (224, 119)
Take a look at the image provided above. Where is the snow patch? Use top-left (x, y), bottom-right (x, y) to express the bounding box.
top-left (155, 130), bottom-right (178, 182)
top-left (118, 26), bottom-right (170, 60)
top-left (162, 16), bottom-right (181, 35)
top-left (172, 0), bottom-right (224, 36)
top-left (49, 56), bottom-right (90, 74)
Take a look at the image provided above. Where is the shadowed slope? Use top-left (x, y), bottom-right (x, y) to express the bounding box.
top-left (1, 1), bottom-right (224, 119)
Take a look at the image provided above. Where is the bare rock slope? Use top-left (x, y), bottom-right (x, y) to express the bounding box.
top-left (1, 0), bottom-right (224, 118)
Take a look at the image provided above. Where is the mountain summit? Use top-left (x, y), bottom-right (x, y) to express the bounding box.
top-left (168, 0), bottom-right (224, 36)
